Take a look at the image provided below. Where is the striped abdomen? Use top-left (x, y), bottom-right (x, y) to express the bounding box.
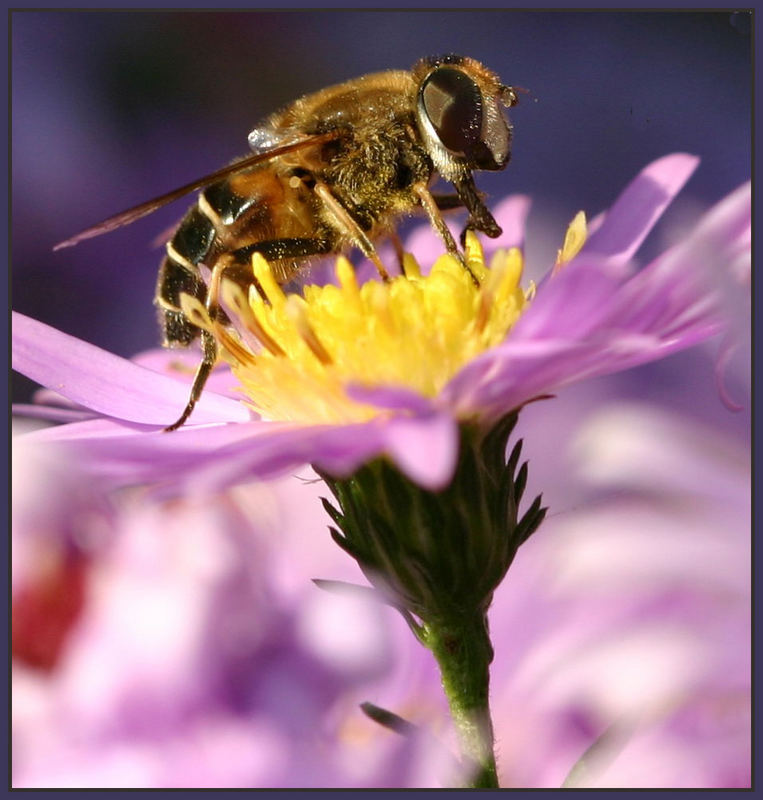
top-left (155, 165), bottom-right (318, 348)
top-left (155, 203), bottom-right (216, 347)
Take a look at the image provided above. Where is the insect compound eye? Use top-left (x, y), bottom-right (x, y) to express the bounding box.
top-left (420, 67), bottom-right (483, 157)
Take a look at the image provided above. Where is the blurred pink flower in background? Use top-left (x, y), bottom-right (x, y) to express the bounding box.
top-left (12, 438), bottom-right (431, 787)
top-left (12, 391), bottom-right (750, 787)
top-left (489, 401), bottom-right (750, 788)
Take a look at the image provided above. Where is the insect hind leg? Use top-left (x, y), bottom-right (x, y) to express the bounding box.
top-left (156, 253), bottom-right (220, 432)
top-left (163, 329), bottom-right (218, 432)
top-left (163, 237), bottom-right (335, 431)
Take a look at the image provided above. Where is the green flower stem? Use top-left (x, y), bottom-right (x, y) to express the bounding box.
top-left (316, 414), bottom-right (547, 788)
top-left (423, 610), bottom-right (498, 788)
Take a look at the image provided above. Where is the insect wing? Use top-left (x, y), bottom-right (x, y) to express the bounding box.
top-left (53, 131), bottom-right (341, 251)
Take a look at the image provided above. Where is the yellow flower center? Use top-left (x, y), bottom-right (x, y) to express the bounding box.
top-left (182, 231), bottom-right (535, 424)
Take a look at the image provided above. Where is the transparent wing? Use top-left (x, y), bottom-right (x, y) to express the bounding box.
top-left (54, 131), bottom-right (341, 251)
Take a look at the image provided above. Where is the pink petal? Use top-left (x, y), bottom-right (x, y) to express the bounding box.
top-left (12, 312), bottom-right (250, 425)
top-left (488, 194), bottom-right (532, 250)
top-left (183, 417), bottom-right (461, 495)
top-left (131, 348), bottom-right (242, 399)
top-left (11, 404), bottom-right (95, 423)
top-left (345, 383), bottom-right (435, 414)
top-left (580, 153), bottom-right (700, 265)
top-left (445, 165), bottom-right (749, 422)
top-left (21, 410), bottom-right (461, 495)
top-left (381, 412), bottom-right (459, 491)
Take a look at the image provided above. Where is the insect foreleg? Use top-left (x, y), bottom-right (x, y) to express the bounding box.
top-left (431, 193), bottom-right (466, 211)
top-left (385, 229), bottom-right (406, 272)
top-left (452, 173), bottom-right (502, 246)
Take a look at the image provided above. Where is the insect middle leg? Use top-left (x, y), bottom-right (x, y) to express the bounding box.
top-left (412, 183), bottom-right (479, 286)
top-left (314, 182), bottom-right (391, 281)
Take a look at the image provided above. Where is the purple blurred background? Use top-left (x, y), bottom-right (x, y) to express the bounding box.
top-left (12, 11), bottom-right (751, 408)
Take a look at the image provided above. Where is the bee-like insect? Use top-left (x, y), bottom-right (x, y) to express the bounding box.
top-left (56, 54), bottom-right (518, 430)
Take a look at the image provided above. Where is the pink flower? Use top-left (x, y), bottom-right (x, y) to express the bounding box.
top-left (485, 402), bottom-right (750, 788)
top-left (12, 444), bottom-right (439, 787)
top-left (11, 154), bottom-right (749, 496)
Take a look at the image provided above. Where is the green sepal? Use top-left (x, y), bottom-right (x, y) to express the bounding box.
top-left (314, 412), bottom-right (546, 627)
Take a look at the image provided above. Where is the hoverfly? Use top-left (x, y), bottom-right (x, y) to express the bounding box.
top-left (56, 54), bottom-right (518, 430)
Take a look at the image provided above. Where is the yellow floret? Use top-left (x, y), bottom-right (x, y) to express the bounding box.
top-left (182, 222), bottom-right (585, 424)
